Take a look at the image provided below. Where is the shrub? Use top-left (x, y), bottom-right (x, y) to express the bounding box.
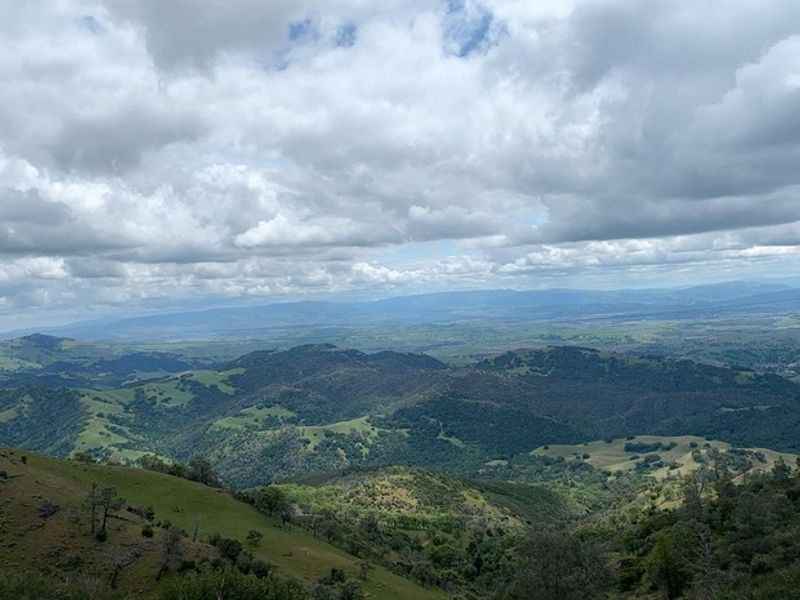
top-left (246, 529), bottom-right (264, 547)
top-left (251, 559), bottom-right (273, 579)
top-left (211, 535), bottom-right (243, 562)
top-left (38, 499), bottom-right (60, 519)
top-left (624, 442), bottom-right (663, 454)
top-left (159, 568), bottom-right (309, 600)
top-left (73, 451), bottom-right (95, 464)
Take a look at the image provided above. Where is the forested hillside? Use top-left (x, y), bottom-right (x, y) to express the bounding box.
top-left (2, 342), bottom-right (800, 488)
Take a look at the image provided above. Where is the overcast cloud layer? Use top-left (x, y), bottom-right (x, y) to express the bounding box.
top-left (1, 0), bottom-right (800, 329)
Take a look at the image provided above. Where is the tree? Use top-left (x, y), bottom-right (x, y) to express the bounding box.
top-left (339, 579), bottom-right (365, 600)
top-left (358, 561), bottom-right (372, 581)
top-left (97, 486), bottom-right (125, 538)
top-left (84, 482), bottom-right (101, 535)
top-left (188, 456), bottom-right (220, 487)
top-left (645, 521), bottom-right (714, 600)
top-left (772, 457), bottom-right (791, 481)
top-left (682, 472), bottom-right (706, 521)
top-left (502, 527), bottom-right (611, 600)
top-left (256, 486), bottom-right (290, 516)
top-left (156, 527), bottom-right (184, 580)
top-left (214, 536), bottom-right (244, 562)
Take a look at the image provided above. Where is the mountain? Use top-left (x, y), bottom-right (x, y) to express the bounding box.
top-left (2, 343), bottom-right (800, 488)
top-left (5, 281), bottom-right (796, 341)
top-left (0, 333), bottom-right (201, 388)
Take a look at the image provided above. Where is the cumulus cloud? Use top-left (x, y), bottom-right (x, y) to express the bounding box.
top-left (1, 0), bottom-right (800, 326)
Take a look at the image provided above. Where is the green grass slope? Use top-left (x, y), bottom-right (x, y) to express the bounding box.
top-left (0, 449), bottom-right (447, 600)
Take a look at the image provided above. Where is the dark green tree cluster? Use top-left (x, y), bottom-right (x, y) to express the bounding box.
top-left (136, 454), bottom-right (221, 487)
top-left (498, 527), bottom-right (611, 600)
top-left (159, 568), bottom-right (308, 600)
top-left (618, 459), bottom-right (800, 599)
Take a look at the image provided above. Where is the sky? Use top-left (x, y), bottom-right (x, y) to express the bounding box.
top-left (1, 0), bottom-right (800, 329)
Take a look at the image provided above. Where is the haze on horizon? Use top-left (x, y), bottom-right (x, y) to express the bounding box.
top-left (2, 1), bottom-right (800, 331)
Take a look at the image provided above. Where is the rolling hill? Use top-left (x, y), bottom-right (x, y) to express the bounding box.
top-left (2, 343), bottom-right (800, 489)
top-left (0, 448), bottom-right (447, 600)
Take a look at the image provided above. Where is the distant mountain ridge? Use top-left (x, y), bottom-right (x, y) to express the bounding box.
top-left (3, 280), bottom-right (796, 341)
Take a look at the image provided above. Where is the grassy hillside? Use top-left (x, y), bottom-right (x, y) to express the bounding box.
top-left (534, 434), bottom-right (797, 481)
top-left (0, 449), bottom-right (447, 600)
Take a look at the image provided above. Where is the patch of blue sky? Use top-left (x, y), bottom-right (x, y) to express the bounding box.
top-left (78, 15), bottom-right (103, 35)
top-left (336, 23), bottom-right (358, 48)
top-left (288, 18), bottom-right (318, 43)
top-left (268, 18), bottom-right (355, 71)
top-left (378, 240), bottom-right (462, 266)
top-left (442, 0), bottom-right (506, 58)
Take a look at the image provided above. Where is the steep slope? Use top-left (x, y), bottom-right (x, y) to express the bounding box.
top-left (0, 448), bottom-right (447, 600)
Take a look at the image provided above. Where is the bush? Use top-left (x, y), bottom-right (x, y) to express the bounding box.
top-left (142, 524), bottom-right (154, 538)
top-left (38, 500), bottom-right (60, 519)
top-left (251, 559), bottom-right (273, 579)
top-left (178, 560), bottom-right (197, 574)
top-left (72, 451), bottom-right (96, 464)
top-left (624, 442), bottom-right (663, 454)
top-left (128, 504), bottom-right (156, 521)
top-left (159, 568), bottom-right (309, 600)
top-left (246, 529), bottom-right (264, 547)
top-left (210, 534), bottom-right (243, 562)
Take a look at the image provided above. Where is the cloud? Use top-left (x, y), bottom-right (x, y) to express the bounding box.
top-left (0, 187), bottom-right (131, 255)
top-left (1, 0), bottom-right (800, 327)
top-left (407, 205), bottom-right (499, 240)
top-left (525, 192), bottom-right (800, 244)
top-left (49, 103), bottom-right (206, 174)
top-left (234, 214), bottom-right (401, 248)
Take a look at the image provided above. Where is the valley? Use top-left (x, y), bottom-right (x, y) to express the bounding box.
top-left (2, 309), bottom-right (800, 599)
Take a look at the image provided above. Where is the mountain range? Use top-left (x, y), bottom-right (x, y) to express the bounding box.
top-left (4, 280), bottom-right (798, 341)
top-left (2, 339), bottom-right (799, 487)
